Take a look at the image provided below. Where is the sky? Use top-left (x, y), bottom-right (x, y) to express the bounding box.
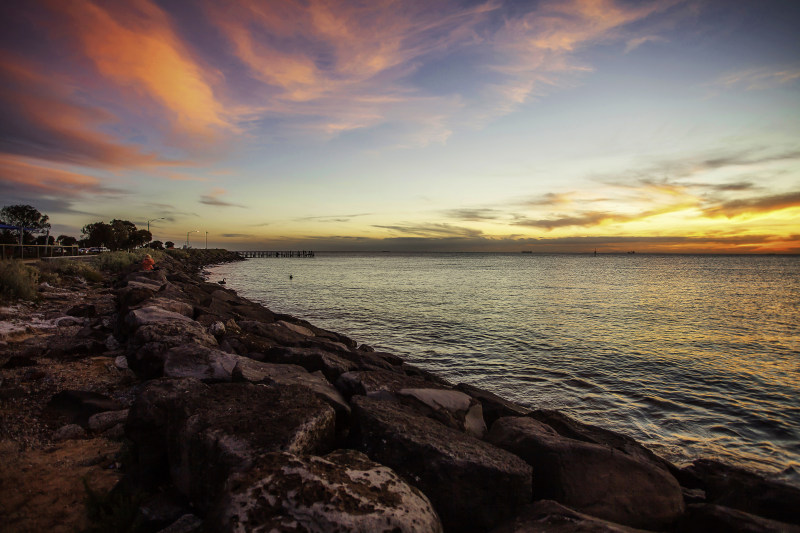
top-left (1, 0), bottom-right (798, 253)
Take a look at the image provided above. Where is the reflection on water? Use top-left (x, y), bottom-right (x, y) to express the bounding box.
top-left (208, 253), bottom-right (800, 486)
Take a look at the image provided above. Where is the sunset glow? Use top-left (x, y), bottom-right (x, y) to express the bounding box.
top-left (1, 0), bottom-right (798, 252)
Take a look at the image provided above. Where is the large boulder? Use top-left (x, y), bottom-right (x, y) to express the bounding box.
top-left (163, 344), bottom-right (239, 382)
top-left (265, 346), bottom-right (359, 381)
top-left (487, 416), bottom-right (684, 530)
top-left (126, 378), bottom-right (336, 509)
top-left (680, 459), bottom-right (800, 525)
top-left (209, 450), bottom-right (443, 533)
top-left (395, 388), bottom-right (487, 438)
top-left (456, 383), bottom-right (531, 428)
top-left (335, 368), bottom-right (447, 399)
top-left (677, 503), bottom-right (800, 533)
top-left (350, 395), bottom-right (532, 532)
top-left (127, 319), bottom-right (218, 378)
top-left (491, 500), bottom-right (648, 533)
top-left (232, 357), bottom-right (351, 430)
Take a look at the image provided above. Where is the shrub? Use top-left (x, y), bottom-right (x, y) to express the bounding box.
top-left (37, 258), bottom-right (103, 283)
top-left (91, 249), bottom-right (167, 273)
top-left (0, 260), bottom-right (39, 301)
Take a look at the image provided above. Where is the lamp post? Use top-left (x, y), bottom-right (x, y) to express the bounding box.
top-left (186, 230), bottom-right (198, 248)
top-left (205, 231), bottom-right (208, 250)
top-left (147, 217), bottom-right (165, 233)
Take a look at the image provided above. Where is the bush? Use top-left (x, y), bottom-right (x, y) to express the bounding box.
top-left (37, 258), bottom-right (103, 283)
top-left (90, 249), bottom-right (167, 274)
top-left (0, 260), bottom-right (39, 301)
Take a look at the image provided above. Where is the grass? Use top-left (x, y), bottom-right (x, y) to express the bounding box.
top-left (0, 259), bottom-right (39, 302)
top-left (91, 250), bottom-right (167, 273)
top-left (37, 258), bottom-right (103, 283)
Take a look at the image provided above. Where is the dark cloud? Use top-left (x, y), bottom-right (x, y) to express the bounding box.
top-left (703, 190), bottom-right (800, 217)
top-left (444, 208), bottom-right (504, 221)
top-left (373, 223), bottom-right (483, 238)
top-left (220, 233), bottom-right (253, 238)
top-left (513, 212), bottom-right (626, 230)
top-left (199, 195), bottom-right (245, 208)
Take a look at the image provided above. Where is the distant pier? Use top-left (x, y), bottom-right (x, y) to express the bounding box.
top-left (237, 250), bottom-right (315, 258)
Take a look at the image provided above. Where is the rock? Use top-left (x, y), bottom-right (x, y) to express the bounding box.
top-left (335, 368), bottom-right (447, 399)
top-left (209, 450), bottom-right (443, 533)
top-left (106, 334), bottom-right (121, 351)
top-left (53, 423), bottom-right (86, 441)
top-left (146, 298), bottom-right (194, 318)
top-left (55, 316), bottom-right (83, 327)
top-left (232, 357), bottom-right (350, 429)
top-left (125, 306), bottom-right (194, 330)
top-left (677, 503), bottom-right (800, 533)
top-left (396, 388), bottom-right (487, 438)
top-left (277, 319), bottom-right (314, 337)
top-left (681, 458), bottom-right (800, 525)
top-left (487, 416), bottom-right (684, 530)
top-left (163, 344), bottom-right (239, 382)
top-left (128, 319), bottom-right (218, 378)
top-left (103, 422), bottom-right (126, 440)
top-left (350, 395), bottom-right (532, 532)
top-left (156, 514), bottom-right (203, 533)
top-left (528, 409), bottom-right (671, 468)
top-left (46, 390), bottom-right (125, 427)
top-left (88, 409), bottom-right (129, 432)
top-left (67, 303), bottom-right (97, 317)
top-left (264, 346), bottom-right (359, 381)
top-left (457, 383), bottom-right (531, 428)
top-left (208, 321), bottom-right (226, 337)
top-left (126, 378), bottom-right (336, 509)
top-left (114, 355), bottom-right (129, 370)
top-left (491, 500), bottom-right (648, 533)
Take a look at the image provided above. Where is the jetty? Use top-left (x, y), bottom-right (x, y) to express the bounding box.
top-left (237, 250), bottom-right (315, 258)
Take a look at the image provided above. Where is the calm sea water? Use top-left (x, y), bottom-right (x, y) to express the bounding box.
top-left (207, 253), bottom-right (800, 485)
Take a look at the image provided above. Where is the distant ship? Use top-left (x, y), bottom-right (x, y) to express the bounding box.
top-left (521, 250), bottom-right (533, 254)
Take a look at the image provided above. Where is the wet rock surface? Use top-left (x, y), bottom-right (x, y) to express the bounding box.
top-left (2, 248), bottom-right (798, 533)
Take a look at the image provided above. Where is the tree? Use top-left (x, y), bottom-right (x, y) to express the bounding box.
top-left (128, 229), bottom-right (152, 249)
top-left (35, 235), bottom-right (55, 245)
top-left (82, 222), bottom-right (114, 248)
top-left (149, 240), bottom-right (164, 250)
top-left (0, 204), bottom-right (51, 244)
top-left (165, 241), bottom-right (175, 249)
top-left (109, 219), bottom-right (136, 250)
top-left (57, 235), bottom-right (78, 247)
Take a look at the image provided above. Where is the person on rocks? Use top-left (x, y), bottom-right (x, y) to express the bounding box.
top-left (141, 254), bottom-right (155, 271)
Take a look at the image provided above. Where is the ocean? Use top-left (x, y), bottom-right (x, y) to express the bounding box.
top-left (207, 252), bottom-right (800, 486)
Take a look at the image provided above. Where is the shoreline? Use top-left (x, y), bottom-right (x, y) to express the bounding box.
top-left (2, 250), bottom-right (799, 532)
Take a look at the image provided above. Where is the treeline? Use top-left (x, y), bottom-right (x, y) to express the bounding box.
top-left (0, 204), bottom-right (175, 251)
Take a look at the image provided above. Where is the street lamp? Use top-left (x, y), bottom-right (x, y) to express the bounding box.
top-left (147, 217), bottom-right (165, 233)
top-left (186, 230), bottom-right (199, 248)
top-left (205, 231), bottom-right (208, 250)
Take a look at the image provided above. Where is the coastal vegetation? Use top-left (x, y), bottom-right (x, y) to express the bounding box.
top-left (0, 260), bottom-right (39, 301)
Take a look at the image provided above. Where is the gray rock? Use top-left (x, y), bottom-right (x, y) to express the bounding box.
top-left (114, 354), bottom-right (128, 369)
top-left (55, 316), bottom-right (83, 327)
top-left (232, 357), bottom-right (350, 429)
top-left (487, 416), bottom-right (684, 530)
top-left (145, 298), bottom-right (194, 318)
top-left (277, 319), bottom-right (314, 337)
top-left (126, 378), bottom-right (336, 510)
top-left (88, 408), bottom-right (129, 432)
top-left (210, 450), bottom-right (443, 533)
top-left (156, 514), bottom-right (203, 533)
top-left (491, 500), bottom-right (648, 533)
top-left (457, 382), bottom-right (531, 427)
top-left (678, 503), bottom-right (800, 533)
top-left (53, 423), bottom-right (86, 441)
top-left (335, 368), bottom-right (447, 399)
top-left (126, 306), bottom-right (194, 330)
top-left (396, 387), bottom-right (487, 438)
top-left (351, 395), bottom-right (532, 532)
top-left (266, 346), bottom-right (358, 382)
top-left (681, 458), bottom-right (800, 525)
top-left (128, 319), bottom-right (218, 378)
top-left (208, 321), bottom-right (226, 337)
top-left (163, 344), bottom-right (239, 382)
top-left (106, 335), bottom-right (121, 351)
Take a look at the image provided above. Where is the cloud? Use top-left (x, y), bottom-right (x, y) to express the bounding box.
top-left (624, 35), bottom-right (667, 53)
top-left (713, 65), bottom-right (800, 91)
top-left (373, 222), bottom-right (484, 238)
top-left (703, 191), bottom-right (800, 218)
top-left (199, 188), bottom-right (245, 207)
top-left (0, 154), bottom-right (124, 197)
top-left (297, 213), bottom-right (373, 223)
top-left (0, 54), bottom-right (172, 168)
top-left (220, 233), bottom-right (253, 238)
top-left (442, 208), bottom-right (506, 221)
top-left (49, 0), bottom-right (232, 142)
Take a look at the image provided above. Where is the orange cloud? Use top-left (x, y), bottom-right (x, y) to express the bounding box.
top-left (0, 53), bottom-right (168, 168)
top-left (0, 154), bottom-right (119, 197)
top-left (50, 0), bottom-right (231, 142)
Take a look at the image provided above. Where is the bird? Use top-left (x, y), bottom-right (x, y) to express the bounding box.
top-left (218, 278), bottom-right (226, 285)
top-left (289, 274), bottom-right (293, 280)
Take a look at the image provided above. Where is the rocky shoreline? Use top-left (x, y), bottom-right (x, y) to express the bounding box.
top-left (2, 250), bottom-right (799, 532)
